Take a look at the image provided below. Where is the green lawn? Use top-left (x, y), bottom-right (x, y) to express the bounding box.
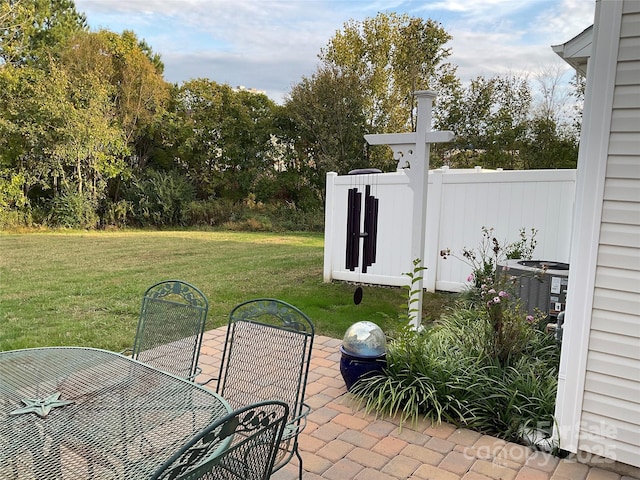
top-left (0, 230), bottom-right (454, 352)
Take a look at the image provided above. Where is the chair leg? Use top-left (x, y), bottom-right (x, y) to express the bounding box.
top-left (295, 446), bottom-right (303, 480)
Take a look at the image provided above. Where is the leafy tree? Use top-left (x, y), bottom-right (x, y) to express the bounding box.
top-left (0, 3), bottom-right (172, 225)
top-left (35, 60), bottom-right (127, 203)
top-left (49, 64), bottom-right (128, 201)
top-left (0, 0), bottom-right (87, 203)
top-left (0, 11), bottom-right (162, 221)
top-left (320, 12), bottom-right (456, 134)
top-left (434, 66), bottom-right (580, 170)
top-left (249, 103), bottom-right (324, 210)
top-left (59, 29), bottom-right (170, 169)
top-left (174, 79), bottom-right (231, 198)
top-left (135, 36), bottom-right (164, 75)
top-left (0, 167), bottom-right (29, 226)
top-left (521, 116), bottom-right (578, 169)
top-left (174, 80), bottom-right (278, 200)
top-left (434, 75), bottom-right (532, 169)
top-left (284, 65), bottom-right (369, 179)
top-left (0, 0), bottom-right (87, 67)
top-left (280, 12), bottom-right (457, 205)
top-left (519, 66), bottom-right (579, 169)
top-left (219, 89), bottom-right (279, 200)
top-left (0, 65), bottom-right (57, 199)
top-left (0, 52), bottom-right (127, 218)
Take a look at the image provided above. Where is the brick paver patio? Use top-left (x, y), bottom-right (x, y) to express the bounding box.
top-left (197, 328), bottom-right (640, 480)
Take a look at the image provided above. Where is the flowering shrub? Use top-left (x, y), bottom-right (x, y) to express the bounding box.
top-left (480, 282), bottom-right (543, 362)
top-left (441, 226), bottom-right (544, 363)
top-left (440, 226), bottom-right (537, 289)
top-left (352, 227), bottom-right (558, 447)
top-left (352, 303), bottom-right (560, 442)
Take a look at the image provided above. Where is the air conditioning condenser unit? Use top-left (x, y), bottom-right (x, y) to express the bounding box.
top-left (498, 259), bottom-right (570, 319)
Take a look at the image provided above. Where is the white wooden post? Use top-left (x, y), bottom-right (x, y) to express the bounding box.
top-left (364, 91), bottom-right (454, 329)
top-left (323, 172), bottom-right (338, 282)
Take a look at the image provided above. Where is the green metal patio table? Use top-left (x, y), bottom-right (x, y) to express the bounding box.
top-left (0, 347), bottom-right (231, 479)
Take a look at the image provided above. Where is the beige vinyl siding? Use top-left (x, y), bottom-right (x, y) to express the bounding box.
top-left (579, 2), bottom-right (640, 468)
top-left (585, 370), bottom-right (640, 403)
top-left (615, 60), bottom-right (640, 84)
top-left (582, 410), bottom-right (640, 446)
top-left (591, 309), bottom-right (638, 337)
top-left (595, 245), bottom-right (640, 273)
top-left (605, 155), bottom-right (640, 177)
top-left (602, 200), bottom-right (639, 224)
top-left (610, 110), bottom-right (640, 131)
top-left (578, 412), bottom-right (640, 466)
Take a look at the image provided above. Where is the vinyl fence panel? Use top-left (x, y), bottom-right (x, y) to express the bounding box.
top-left (324, 167), bottom-right (577, 292)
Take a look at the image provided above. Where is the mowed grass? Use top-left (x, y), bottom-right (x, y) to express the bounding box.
top-left (0, 230), bottom-right (449, 352)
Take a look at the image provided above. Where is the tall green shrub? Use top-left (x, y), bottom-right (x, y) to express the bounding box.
top-left (48, 188), bottom-right (98, 229)
top-left (123, 169), bottom-right (195, 227)
top-left (183, 198), bottom-right (236, 227)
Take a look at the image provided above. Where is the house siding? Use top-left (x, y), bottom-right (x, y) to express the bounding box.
top-left (580, 2), bottom-right (640, 468)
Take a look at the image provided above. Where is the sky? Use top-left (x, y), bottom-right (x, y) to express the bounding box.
top-left (73, 0), bottom-right (596, 104)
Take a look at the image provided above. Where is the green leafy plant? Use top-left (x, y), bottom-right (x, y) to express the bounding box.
top-left (403, 258), bottom-right (427, 326)
top-left (506, 227), bottom-right (538, 259)
top-left (352, 227), bottom-right (559, 446)
top-left (440, 226), bottom-right (538, 289)
top-left (123, 169), bottom-right (195, 227)
top-left (351, 304), bottom-right (560, 443)
top-left (48, 188), bottom-right (99, 229)
top-left (480, 284), bottom-right (544, 364)
top-left (440, 226), bottom-right (500, 289)
top-left (440, 226), bottom-right (545, 363)
top-left (100, 199), bottom-right (132, 228)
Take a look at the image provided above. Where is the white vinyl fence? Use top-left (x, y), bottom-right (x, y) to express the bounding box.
top-left (323, 167), bottom-right (577, 292)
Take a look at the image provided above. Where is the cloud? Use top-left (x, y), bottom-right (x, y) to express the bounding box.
top-left (448, 28), bottom-right (573, 85)
top-left (534, 0), bottom-right (595, 43)
top-left (161, 50), bottom-right (309, 101)
top-left (437, 0), bottom-right (594, 85)
top-left (74, 0), bottom-right (595, 103)
top-left (77, 0), bottom-right (340, 100)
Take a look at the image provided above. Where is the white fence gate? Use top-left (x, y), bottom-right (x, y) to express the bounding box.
top-left (323, 167), bottom-right (577, 292)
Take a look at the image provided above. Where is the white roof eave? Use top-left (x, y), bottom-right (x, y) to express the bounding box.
top-left (552, 24), bottom-right (594, 75)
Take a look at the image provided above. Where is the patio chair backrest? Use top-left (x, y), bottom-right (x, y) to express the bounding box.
top-left (149, 400), bottom-right (289, 480)
top-left (132, 280), bottom-right (208, 380)
top-left (216, 299), bottom-right (314, 422)
top-left (216, 299), bottom-right (314, 478)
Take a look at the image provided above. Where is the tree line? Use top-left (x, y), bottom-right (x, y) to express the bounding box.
top-left (0, 1), bottom-right (582, 230)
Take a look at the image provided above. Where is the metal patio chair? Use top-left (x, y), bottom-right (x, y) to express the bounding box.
top-left (126, 280), bottom-right (209, 381)
top-left (150, 400), bottom-right (289, 480)
top-left (216, 299), bottom-right (315, 479)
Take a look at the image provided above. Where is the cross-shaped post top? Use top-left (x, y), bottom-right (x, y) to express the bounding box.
top-left (364, 91), bottom-right (454, 173)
